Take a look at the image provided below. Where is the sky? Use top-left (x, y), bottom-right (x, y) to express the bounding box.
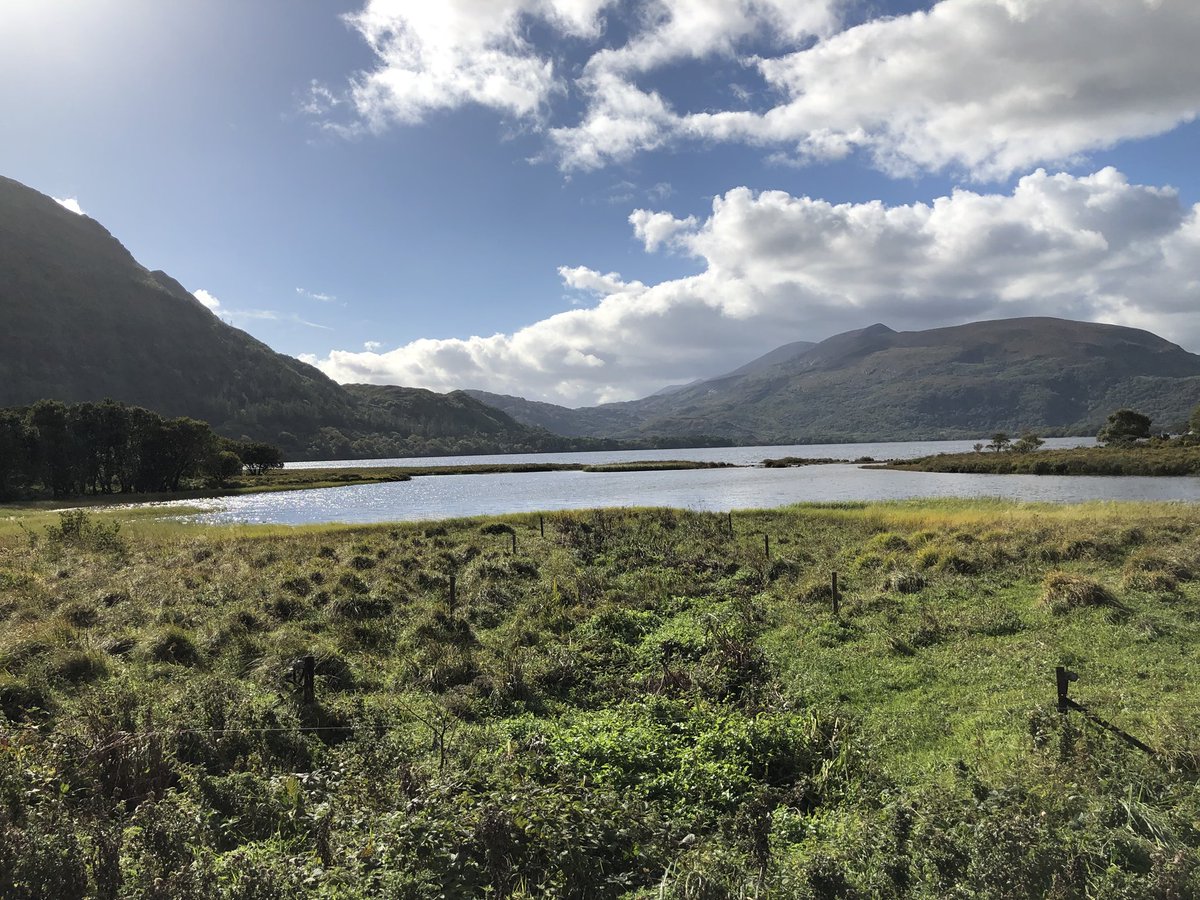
top-left (2, 0), bottom-right (1199, 407)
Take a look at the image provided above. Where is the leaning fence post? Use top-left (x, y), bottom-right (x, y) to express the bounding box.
top-left (727, 511), bottom-right (734, 534)
top-left (301, 655), bottom-right (315, 705)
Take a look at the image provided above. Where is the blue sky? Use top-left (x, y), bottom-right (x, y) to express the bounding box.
top-left (3, 0), bottom-right (1199, 405)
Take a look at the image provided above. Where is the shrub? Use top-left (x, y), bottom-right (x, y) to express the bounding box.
top-left (0, 674), bottom-right (51, 721)
top-left (1040, 573), bottom-right (1118, 615)
top-left (58, 599), bottom-right (99, 628)
top-left (1121, 568), bottom-right (1178, 593)
top-left (886, 571), bottom-right (926, 594)
top-left (47, 648), bottom-right (108, 684)
top-left (148, 626), bottom-right (201, 665)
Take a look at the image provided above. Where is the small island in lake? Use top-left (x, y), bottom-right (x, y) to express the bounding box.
top-left (883, 407), bottom-right (1200, 476)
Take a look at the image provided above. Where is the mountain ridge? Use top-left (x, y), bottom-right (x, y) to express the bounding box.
top-left (471, 317), bottom-right (1200, 443)
top-left (0, 175), bottom-right (610, 460)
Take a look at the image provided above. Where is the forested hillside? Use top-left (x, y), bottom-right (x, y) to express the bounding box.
top-left (0, 176), bottom-right (611, 460)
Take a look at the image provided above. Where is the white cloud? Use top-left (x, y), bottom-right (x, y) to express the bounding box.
top-left (53, 196), bottom-right (84, 215)
top-left (296, 286), bottom-right (338, 302)
top-left (629, 209), bottom-right (696, 252)
top-left (310, 168), bottom-right (1200, 405)
top-left (364, 340), bottom-right (384, 351)
top-left (327, 0), bottom-right (1200, 179)
top-left (193, 288), bottom-right (221, 311)
top-left (226, 309), bottom-right (333, 330)
top-left (703, 0), bottom-right (1200, 179)
top-left (336, 0), bottom-right (614, 130)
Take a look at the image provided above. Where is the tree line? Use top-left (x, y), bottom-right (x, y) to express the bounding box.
top-left (975, 404), bottom-right (1200, 454)
top-left (0, 399), bottom-right (283, 500)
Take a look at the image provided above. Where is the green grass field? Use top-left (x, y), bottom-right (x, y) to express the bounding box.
top-left (2, 499), bottom-right (1199, 897)
top-left (884, 444), bottom-right (1200, 476)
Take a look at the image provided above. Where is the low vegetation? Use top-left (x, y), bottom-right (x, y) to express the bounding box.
top-left (885, 405), bottom-right (1200, 476)
top-left (883, 443), bottom-right (1200, 476)
top-left (2, 500), bottom-right (1200, 896)
top-left (761, 457), bottom-right (855, 467)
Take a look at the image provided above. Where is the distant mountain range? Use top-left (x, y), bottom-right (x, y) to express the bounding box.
top-left (4, 172), bottom-right (1199, 457)
top-left (0, 175), bottom-right (611, 460)
top-left (468, 319), bottom-right (1200, 443)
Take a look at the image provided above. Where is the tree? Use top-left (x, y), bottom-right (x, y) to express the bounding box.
top-left (1011, 432), bottom-right (1045, 454)
top-left (987, 432), bottom-right (1011, 453)
top-left (972, 443), bottom-right (984, 454)
top-left (1191, 404), bottom-right (1200, 435)
top-left (0, 410), bottom-right (31, 500)
top-left (201, 449), bottom-right (243, 488)
top-left (1097, 408), bottom-right (1151, 446)
top-left (239, 441), bottom-right (285, 476)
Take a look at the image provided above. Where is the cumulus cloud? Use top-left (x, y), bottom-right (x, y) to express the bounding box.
top-left (695, 0), bottom-right (1200, 179)
top-left (322, 0), bottom-right (1200, 179)
top-left (335, 0), bottom-right (613, 130)
top-left (53, 197), bottom-right (84, 215)
top-left (310, 168), bottom-right (1200, 405)
top-left (364, 340), bottom-right (384, 351)
top-left (193, 288), bottom-right (221, 311)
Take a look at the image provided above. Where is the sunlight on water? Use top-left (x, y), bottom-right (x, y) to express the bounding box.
top-left (164, 441), bottom-right (1200, 527)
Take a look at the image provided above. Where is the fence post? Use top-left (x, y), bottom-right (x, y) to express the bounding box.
top-left (831, 571), bottom-right (840, 617)
top-left (301, 655), bottom-right (315, 705)
top-left (763, 534), bottom-right (770, 559)
top-left (539, 515), bottom-right (545, 538)
top-left (511, 530), bottom-right (517, 554)
top-left (1055, 666), bottom-right (1075, 714)
top-left (727, 511), bottom-right (734, 534)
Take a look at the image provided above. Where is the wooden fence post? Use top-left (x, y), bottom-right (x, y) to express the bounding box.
top-left (511, 530), bottom-right (517, 554)
top-left (831, 571), bottom-right (840, 617)
top-left (539, 515), bottom-right (545, 537)
top-left (763, 534), bottom-right (770, 559)
top-left (301, 655), bottom-right (315, 705)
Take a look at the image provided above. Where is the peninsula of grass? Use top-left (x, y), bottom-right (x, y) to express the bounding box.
top-left (3, 498), bottom-right (1200, 896)
top-left (882, 443), bottom-right (1200, 476)
top-left (762, 456), bottom-right (854, 467)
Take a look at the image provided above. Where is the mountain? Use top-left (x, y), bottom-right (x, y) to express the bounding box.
top-left (464, 339), bottom-right (819, 438)
top-left (0, 175), bottom-right (605, 460)
top-left (473, 319), bottom-right (1200, 443)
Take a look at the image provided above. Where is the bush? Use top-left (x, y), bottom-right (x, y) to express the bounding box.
top-left (1040, 572), bottom-right (1118, 615)
top-left (0, 674), bottom-right (51, 721)
top-left (886, 571), bottom-right (926, 594)
top-left (147, 626), bottom-right (201, 666)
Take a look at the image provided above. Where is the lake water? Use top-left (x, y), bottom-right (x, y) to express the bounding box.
top-left (282, 437), bottom-right (1093, 469)
top-left (170, 438), bottom-right (1200, 527)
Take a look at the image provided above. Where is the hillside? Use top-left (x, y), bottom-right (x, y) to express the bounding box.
top-left (474, 320), bottom-right (1200, 444)
top-left (0, 175), bottom-right (604, 460)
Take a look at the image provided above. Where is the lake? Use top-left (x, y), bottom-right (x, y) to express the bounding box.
top-left (171, 438), bottom-right (1200, 526)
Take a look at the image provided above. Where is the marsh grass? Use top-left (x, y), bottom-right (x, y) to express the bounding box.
top-left (1, 499), bottom-right (1199, 896)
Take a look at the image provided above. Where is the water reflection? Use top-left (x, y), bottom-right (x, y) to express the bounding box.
top-left (174, 459), bottom-right (1200, 527)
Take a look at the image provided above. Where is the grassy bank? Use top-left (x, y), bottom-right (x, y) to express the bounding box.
top-left (762, 456), bottom-right (857, 467)
top-left (883, 444), bottom-right (1200, 476)
top-left (2, 500), bottom-right (1200, 896)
